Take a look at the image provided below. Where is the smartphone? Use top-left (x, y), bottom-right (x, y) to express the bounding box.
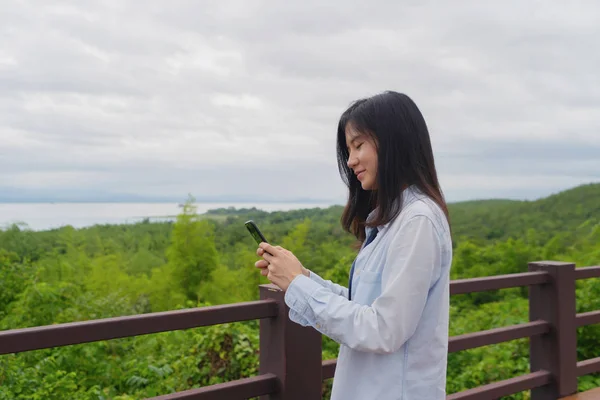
top-left (245, 220), bottom-right (268, 245)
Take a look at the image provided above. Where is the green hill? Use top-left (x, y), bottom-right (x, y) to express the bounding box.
top-left (449, 182), bottom-right (600, 242)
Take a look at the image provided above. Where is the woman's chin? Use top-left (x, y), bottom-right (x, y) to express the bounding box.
top-left (361, 181), bottom-right (374, 191)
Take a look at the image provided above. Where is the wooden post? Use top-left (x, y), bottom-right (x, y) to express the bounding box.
top-left (529, 261), bottom-right (578, 399)
top-left (259, 284), bottom-right (322, 399)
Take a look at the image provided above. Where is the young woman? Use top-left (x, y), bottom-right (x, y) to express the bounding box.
top-left (255, 91), bottom-right (453, 400)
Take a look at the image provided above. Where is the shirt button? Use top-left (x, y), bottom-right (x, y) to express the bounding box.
top-left (316, 323), bottom-right (321, 329)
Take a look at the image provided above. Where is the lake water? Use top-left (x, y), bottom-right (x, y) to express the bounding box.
top-left (0, 202), bottom-right (338, 231)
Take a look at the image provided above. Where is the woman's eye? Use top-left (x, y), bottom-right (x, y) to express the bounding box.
top-left (357, 143), bottom-right (363, 149)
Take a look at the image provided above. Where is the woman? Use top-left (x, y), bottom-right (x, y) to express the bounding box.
top-left (255, 91), bottom-right (452, 400)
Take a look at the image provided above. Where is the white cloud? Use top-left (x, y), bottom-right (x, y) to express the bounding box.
top-left (211, 94), bottom-right (264, 109)
top-left (0, 0), bottom-right (599, 203)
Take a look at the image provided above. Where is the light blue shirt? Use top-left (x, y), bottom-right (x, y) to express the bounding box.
top-left (284, 186), bottom-right (453, 400)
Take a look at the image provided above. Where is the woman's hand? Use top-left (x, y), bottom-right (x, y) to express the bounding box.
top-left (255, 243), bottom-right (309, 291)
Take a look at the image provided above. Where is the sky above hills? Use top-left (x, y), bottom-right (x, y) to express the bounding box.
top-left (1, 1), bottom-right (599, 203)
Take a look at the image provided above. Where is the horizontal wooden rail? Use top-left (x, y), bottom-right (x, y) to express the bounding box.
top-left (148, 373), bottom-right (278, 399)
top-left (447, 370), bottom-right (552, 400)
top-left (577, 357), bottom-right (600, 377)
top-left (449, 320), bottom-right (550, 353)
top-left (576, 311), bottom-right (600, 328)
top-left (322, 359), bottom-right (337, 380)
top-left (574, 266), bottom-right (600, 280)
top-left (450, 271), bottom-right (549, 295)
top-left (0, 300), bottom-right (278, 355)
top-left (324, 365), bottom-right (556, 400)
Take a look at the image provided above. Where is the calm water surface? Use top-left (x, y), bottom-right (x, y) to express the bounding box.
top-left (0, 202), bottom-right (335, 231)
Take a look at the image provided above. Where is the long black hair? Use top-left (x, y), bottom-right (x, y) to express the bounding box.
top-left (336, 91), bottom-right (450, 242)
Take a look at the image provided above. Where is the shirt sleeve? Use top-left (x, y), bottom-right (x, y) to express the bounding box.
top-left (284, 215), bottom-right (442, 354)
top-left (287, 270), bottom-right (349, 326)
top-left (308, 270), bottom-right (349, 298)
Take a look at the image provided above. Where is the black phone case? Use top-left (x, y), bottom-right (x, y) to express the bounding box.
top-left (245, 220), bottom-right (268, 244)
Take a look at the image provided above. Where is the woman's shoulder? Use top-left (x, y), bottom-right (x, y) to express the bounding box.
top-left (393, 188), bottom-right (450, 234)
top-left (401, 187), bottom-right (440, 215)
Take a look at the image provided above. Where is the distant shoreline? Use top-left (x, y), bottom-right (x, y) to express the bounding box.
top-left (0, 199), bottom-right (339, 204)
top-left (0, 201), bottom-right (343, 232)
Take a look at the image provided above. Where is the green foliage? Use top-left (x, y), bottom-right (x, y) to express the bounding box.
top-left (1, 281), bottom-right (82, 329)
top-left (0, 249), bottom-right (34, 319)
top-left (1, 183), bottom-right (599, 398)
top-left (0, 323), bottom-right (258, 400)
top-left (166, 196), bottom-right (219, 301)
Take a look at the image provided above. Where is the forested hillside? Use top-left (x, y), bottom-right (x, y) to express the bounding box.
top-left (1, 184), bottom-right (599, 399)
top-left (448, 183), bottom-right (600, 243)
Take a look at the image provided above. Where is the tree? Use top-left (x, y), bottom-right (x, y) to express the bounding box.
top-left (166, 195), bottom-right (219, 301)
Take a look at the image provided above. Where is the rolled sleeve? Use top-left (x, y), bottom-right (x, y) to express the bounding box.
top-left (285, 275), bottom-right (321, 313)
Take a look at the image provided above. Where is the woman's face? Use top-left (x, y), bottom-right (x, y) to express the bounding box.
top-left (345, 124), bottom-right (378, 191)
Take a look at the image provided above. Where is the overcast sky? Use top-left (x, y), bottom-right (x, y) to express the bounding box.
top-left (1, 1), bottom-right (599, 203)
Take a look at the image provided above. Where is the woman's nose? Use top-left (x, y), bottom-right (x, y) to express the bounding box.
top-left (347, 155), bottom-right (357, 168)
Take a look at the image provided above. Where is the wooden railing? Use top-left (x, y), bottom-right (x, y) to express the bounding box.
top-left (1, 261), bottom-right (600, 399)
